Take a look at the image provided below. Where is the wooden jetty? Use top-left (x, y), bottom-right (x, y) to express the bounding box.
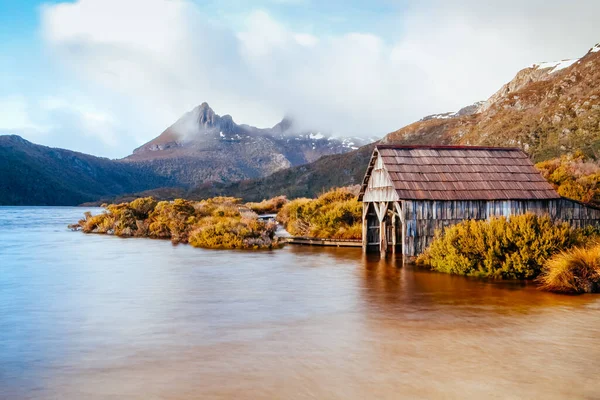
top-left (282, 236), bottom-right (362, 247)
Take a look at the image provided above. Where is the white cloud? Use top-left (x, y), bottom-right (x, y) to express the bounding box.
top-left (0, 96), bottom-right (49, 136)
top-left (37, 0), bottom-right (600, 158)
top-left (41, 97), bottom-right (120, 147)
top-left (294, 33), bottom-right (319, 47)
top-left (0, 93), bottom-right (122, 154)
top-left (42, 0), bottom-right (188, 55)
top-left (237, 10), bottom-right (289, 57)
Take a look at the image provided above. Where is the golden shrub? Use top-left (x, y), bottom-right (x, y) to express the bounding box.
top-left (277, 188), bottom-right (362, 239)
top-left (536, 154), bottom-right (600, 205)
top-left (129, 197), bottom-right (157, 219)
top-left (418, 214), bottom-right (588, 279)
top-left (188, 217), bottom-right (277, 249)
top-left (72, 196), bottom-right (279, 249)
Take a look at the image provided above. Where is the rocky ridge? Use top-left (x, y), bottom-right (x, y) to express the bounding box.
top-left (124, 102), bottom-right (367, 186)
top-left (383, 43), bottom-right (600, 161)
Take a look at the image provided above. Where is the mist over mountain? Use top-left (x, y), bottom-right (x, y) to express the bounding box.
top-left (122, 102), bottom-right (368, 186)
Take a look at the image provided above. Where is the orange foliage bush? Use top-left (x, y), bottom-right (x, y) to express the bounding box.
top-left (277, 188), bottom-right (361, 239)
top-left (536, 152), bottom-right (600, 205)
top-left (72, 196), bottom-right (279, 249)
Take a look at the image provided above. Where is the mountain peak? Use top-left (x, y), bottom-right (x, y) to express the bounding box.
top-left (272, 116), bottom-right (294, 134)
top-left (195, 102), bottom-right (212, 110)
top-left (191, 102), bottom-right (218, 127)
top-left (126, 101), bottom-right (368, 185)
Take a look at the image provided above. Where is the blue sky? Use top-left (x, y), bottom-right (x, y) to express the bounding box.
top-left (1, 1), bottom-right (43, 92)
top-left (1, 0), bottom-right (599, 158)
top-left (193, 0), bottom-right (408, 36)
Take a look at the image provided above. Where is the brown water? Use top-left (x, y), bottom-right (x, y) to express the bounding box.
top-left (1, 207), bottom-right (600, 399)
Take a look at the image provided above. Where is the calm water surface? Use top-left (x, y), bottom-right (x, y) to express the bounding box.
top-left (1, 207), bottom-right (600, 399)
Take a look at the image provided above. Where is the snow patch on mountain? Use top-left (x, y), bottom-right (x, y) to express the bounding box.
top-left (531, 59), bottom-right (579, 74)
top-left (420, 101), bottom-right (485, 122)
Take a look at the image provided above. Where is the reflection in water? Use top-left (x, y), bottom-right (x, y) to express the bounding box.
top-left (1, 207), bottom-right (600, 399)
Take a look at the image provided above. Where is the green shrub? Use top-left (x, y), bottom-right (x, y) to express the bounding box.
top-left (417, 214), bottom-right (587, 279)
top-left (538, 244), bottom-right (600, 294)
top-left (277, 188), bottom-right (362, 239)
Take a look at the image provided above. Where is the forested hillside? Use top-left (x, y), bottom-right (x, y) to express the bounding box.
top-left (0, 135), bottom-right (173, 205)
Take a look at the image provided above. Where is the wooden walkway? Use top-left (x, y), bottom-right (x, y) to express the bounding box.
top-left (282, 236), bottom-right (362, 247)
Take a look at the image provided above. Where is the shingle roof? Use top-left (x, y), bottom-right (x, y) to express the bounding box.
top-left (359, 145), bottom-right (559, 201)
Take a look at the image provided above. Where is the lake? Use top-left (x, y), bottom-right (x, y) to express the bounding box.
top-left (1, 206), bottom-right (600, 399)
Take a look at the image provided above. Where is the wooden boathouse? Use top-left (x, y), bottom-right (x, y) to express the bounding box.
top-left (358, 145), bottom-right (600, 260)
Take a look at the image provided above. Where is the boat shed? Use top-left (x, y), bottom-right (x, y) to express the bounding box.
top-left (358, 145), bottom-right (600, 260)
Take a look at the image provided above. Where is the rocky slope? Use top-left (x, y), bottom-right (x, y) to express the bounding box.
top-left (122, 103), bottom-right (366, 186)
top-left (0, 135), bottom-right (174, 205)
top-left (383, 43), bottom-right (600, 161)
top-left (186, 143), bottom-right (377, 201)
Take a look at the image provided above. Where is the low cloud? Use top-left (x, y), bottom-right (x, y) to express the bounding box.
top-left (34, 0), bottom-right (600, 158)
top-left (0, 95), bottom-right (49, 137)
top-left (0, 93), bottom-right (123, 156)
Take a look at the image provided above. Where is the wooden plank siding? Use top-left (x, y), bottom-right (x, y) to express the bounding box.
top-left (362, 153), bottom-right (399, 202)
top-left (400, 198), bottom-right (600, 257)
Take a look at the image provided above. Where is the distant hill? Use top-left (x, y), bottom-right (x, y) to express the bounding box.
top-left (122, 102), bottom-right (368, 186)
top-left (0, 135), bottom-right (173, 205)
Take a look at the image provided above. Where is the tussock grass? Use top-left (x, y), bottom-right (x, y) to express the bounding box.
top-left (538, 244), bottom-right (600, 294)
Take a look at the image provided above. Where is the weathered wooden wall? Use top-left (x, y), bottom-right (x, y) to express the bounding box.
top-left (400, 198), bottom-right (600, 257)
top-left (362, 154), bottom-right (399, 202)
top-left (555, 198), bottom-right (600, 228)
